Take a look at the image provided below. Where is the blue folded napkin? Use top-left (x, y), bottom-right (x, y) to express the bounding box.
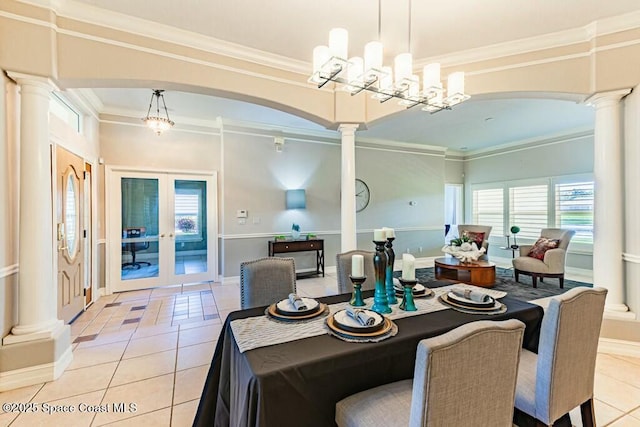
top-left (345, 306), bottom-right (375, 326)
top-left (288, 293), bottom-right (308, 311)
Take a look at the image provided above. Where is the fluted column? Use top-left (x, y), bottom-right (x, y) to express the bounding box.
top-left (587, 89), bottom-right (631, 314)
top-left (339, 124), bottom-right (358, 252)
top-left (3, 73), bottom-right (64, 344)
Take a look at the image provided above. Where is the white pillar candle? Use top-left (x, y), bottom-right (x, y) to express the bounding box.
top-left (382, 227), bottom-right (395, 238)
top-left (374, 229), bottom-right (386, 241)
top-left (402, 253), bottom-right (416, 281)
top-left (352, 254), bottom-right (364, 278)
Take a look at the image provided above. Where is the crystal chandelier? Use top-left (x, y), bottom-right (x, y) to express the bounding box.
top-left (142, 89), bottom-right (175, 135)
top-left (309, 1), bottom-right (469, 113)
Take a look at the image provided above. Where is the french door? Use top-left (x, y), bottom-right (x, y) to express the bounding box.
top-left (108, 169), bottom-right (217, 292)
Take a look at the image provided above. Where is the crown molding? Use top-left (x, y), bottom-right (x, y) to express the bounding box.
top-left (63, 88), bottom-right (101, 120)
top-left (414, 9), bottom-right (640, 69)
top-left (13, 1), bottom-right (640, 76)
top-left (463, 128), bottom-right (594, 161)
top-left (355, 137), bottom-right (447, 156)
top-left (16, 0), bottom-right (310, 75)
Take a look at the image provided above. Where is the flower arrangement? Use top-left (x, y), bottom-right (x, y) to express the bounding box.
top-left (176, 217), bottom-right (196, 233)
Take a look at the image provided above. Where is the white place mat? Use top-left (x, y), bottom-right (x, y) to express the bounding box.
top-left (230, 284), bottom-right (504, 353)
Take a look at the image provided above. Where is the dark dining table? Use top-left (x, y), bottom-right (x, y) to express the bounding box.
top-left (193, 281), bottom-right (544, 427)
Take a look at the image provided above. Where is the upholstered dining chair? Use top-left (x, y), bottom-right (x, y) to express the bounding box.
top-left (512, 228), bottom-right (575, 288)
top-left (240, 257), bottom-right (296, 309)
top-left (457, 224), bottom-right (492, 260)
top-left (336, 250), bottom-right (376, 294)
top-left (514, 287), bottom-right (607, 427)
top-left (335, 319), bottom-right (525, 427)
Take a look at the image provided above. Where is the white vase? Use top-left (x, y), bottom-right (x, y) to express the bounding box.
top-left (291, 230), bottom-right (301, 240)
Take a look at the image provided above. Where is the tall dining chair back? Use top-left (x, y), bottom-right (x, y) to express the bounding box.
top-left (122, 227), bottom-right (151, 269)
top-left (240, 257), bottom-right (296, 309)
top-left (336, 319), bottom-right (525, 427)
top-left (336, 250), bottom-right (376, 294)
top-left (514, 287), bottom-right (607, 426)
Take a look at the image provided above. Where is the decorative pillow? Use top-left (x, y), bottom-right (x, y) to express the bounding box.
top-left (527, 238), bottom-right (561, 260)
top-left (461, 230), bottom-right (485, 247)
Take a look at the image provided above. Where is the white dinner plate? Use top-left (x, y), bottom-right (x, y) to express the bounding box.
top-left (275, 297), bottom-right (319, 315)
top-left (447, 291), bottom-right (495, 308)
top-left (333, 309), bottom-right (384, 332)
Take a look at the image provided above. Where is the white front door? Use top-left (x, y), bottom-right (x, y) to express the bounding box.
top-left (108, 169), bottom-right (217, 293)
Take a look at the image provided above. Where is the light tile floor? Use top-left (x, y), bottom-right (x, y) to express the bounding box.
top-left (1, 262), bottom-right (639, 426)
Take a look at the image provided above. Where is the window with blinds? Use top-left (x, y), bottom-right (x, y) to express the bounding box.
top-left (509, 185), bottom-right (548, 239)
top-left (556, 181), bottom-right (594, 243)
top-left (175, 190), bottom-right (201, 236)
top-left (472, 188), bottom-right (504, 237)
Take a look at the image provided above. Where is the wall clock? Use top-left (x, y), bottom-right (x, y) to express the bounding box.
top-left (355, 179), bottom-right (370, 212)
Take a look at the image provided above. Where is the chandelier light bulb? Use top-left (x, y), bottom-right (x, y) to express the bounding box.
top-left (312, 45), bottom-right (331, 81)
top-left (364, 41), bottom-right (383, 73)
top-left (423, 63), bottom-right (441, 90)
top-left (346, 56), bottom-right (364, 91)
top-left (448, 71), bottom-right (465, 97)
top-left (380, 66), bottom-right (393, 90)
top-left (329, 28), bottom-right (348, 60)
top-left (394, 53), bottom-right (413, 84)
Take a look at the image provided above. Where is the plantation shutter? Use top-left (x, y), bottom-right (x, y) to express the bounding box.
top-left (472, 188), bottom-right (504, 237)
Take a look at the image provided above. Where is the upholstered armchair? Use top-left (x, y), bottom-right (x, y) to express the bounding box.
top-left (336, 319), bottom-right (525, 427)
top-left (513, 228), bottom-right (575, 288)
top-left (336, 250), bottom-right (376, 294)
top-left (514, 287), bottom-right (607, 426)
top-left (457, 224), bottom-right (492, 260)
top-left (240, 257), bottom-right (296, 309)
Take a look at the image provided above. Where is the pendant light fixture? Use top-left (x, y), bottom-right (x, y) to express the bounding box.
top-left (142, 89), bottom-right (175, 135)
top-left (309, 0), bottom-right (470, 113)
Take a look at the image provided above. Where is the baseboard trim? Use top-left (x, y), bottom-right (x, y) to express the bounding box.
top-left (0, 346), bottom-right (73, 392)
top-left (598, 338), bottom-right (640, 358)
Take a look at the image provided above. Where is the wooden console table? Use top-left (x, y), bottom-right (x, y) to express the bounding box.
top-left (434, 257), bottom-right (496, 288)
top-left (268, 239), bottom-right (325, 278)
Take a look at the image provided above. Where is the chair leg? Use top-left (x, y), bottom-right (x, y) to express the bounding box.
top-left (532, 275), bottom-right (537, 288)
top-left (559, 275), bottom-right (564, 289)
top-left (514, 270), bottom-right (519, 282)
top-left (540, 277), bottom-right (544, 283)
top-left (580, 399), bottom-right (595, 427)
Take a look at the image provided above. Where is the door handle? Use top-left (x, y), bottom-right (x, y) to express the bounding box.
top-left (160, 233), bottom-right (166, 238)
top-left (169, 233), bottom-right (174, 238)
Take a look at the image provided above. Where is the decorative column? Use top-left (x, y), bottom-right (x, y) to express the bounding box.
top-left (623, 86), bottom-right (640, 317)
top-left (587, 89), bottom-right (631, 315)
top-left (3, 73), bottom-right (64, 344)
top-left (339, 124), bottom-right (358, 252)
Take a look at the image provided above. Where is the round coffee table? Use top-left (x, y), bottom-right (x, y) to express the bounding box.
top-left (434, 257), bottom-right (496, 288)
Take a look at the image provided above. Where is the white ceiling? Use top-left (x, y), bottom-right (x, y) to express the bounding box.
top-left (77, 0), bottom-right (635, 151)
